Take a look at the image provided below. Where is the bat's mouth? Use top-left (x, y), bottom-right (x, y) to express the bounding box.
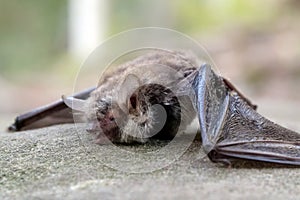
top-left (86, 119), bottom-right (122, 144)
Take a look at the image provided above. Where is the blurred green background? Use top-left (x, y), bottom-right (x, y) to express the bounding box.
top-left (0, 0), bottom-right (300, 118)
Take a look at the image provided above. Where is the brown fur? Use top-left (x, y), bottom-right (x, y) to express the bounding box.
top-left (85, 49), bottom-right (200, 143)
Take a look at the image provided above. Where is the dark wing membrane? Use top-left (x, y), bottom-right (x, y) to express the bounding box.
top-left (216, 140), bottom-right (300, 165)
top-left (213, 92), bottom-right (300, 165)
top-left (8, 87), bottom-right (95, 131)
top-left (193, 64), bottom-right (229, 152)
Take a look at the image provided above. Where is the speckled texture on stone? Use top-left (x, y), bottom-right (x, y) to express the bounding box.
top-left (1, 101), bottom-right (300, 200)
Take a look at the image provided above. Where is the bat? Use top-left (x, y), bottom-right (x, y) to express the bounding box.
top-left (8, 50), bottom-right (300, 166)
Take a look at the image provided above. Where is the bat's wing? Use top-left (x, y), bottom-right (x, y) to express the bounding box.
top-left (8, 87), bottom-right (95, 131)
top-left (212, 93), bottom-right (300, 165)
top-left (193, 64), bottom-right (230, 153)
top-left (193, 64), bottom-right (300, 165)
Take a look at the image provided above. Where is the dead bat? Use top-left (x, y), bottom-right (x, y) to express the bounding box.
top-left (8, 50), bottom-right (300, 166)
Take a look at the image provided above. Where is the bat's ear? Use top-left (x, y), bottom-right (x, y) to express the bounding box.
top-left (62, 95), bottom-right (86, 112)
top-left (117, 74), bottom-right (141, 112)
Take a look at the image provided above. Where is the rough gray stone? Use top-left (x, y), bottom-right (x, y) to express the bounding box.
top-left (1, 101), bottom-right (300, 200)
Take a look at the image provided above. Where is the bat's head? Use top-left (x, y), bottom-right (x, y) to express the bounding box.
top-left (83, 75), bottom-right (181, 144)
top-left (64, 51), bottom-right (200, 144)
top-left (89, 97), bottom-right (124, 144)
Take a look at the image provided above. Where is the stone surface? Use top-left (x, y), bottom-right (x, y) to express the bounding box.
top-left (1, 100), bottom-right (300, 200)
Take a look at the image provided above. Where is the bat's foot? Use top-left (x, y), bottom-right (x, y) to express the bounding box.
top-left (207, 150), bottom-right (232, 167)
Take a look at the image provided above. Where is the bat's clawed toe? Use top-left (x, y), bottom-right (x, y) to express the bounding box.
top-left (207, 150), bottom-right (232, 167)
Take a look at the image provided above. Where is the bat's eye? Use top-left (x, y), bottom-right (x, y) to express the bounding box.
top-left (129, 94), bottom-right (137, 110)
top-left (100, 110), bottom-right (106, 115)
top-left (96, 109), bottom-right (107, 120)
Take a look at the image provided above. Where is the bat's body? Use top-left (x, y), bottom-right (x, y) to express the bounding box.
top-left (83, 50), bottom-right (199, 143)
top-left (8, 50), bottom-right (300, 166)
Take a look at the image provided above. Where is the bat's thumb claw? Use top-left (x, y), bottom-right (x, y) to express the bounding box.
top-left (62, 95), bottom-right (86, 112)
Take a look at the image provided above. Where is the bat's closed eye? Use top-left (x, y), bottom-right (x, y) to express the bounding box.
top-left (96, 109), bottom-right (107, 120)
top-left (100, 110), bottom-right (106, 115)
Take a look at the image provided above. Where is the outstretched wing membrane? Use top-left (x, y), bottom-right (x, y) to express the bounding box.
top-left (214, 93), bottom-right (300, 165)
